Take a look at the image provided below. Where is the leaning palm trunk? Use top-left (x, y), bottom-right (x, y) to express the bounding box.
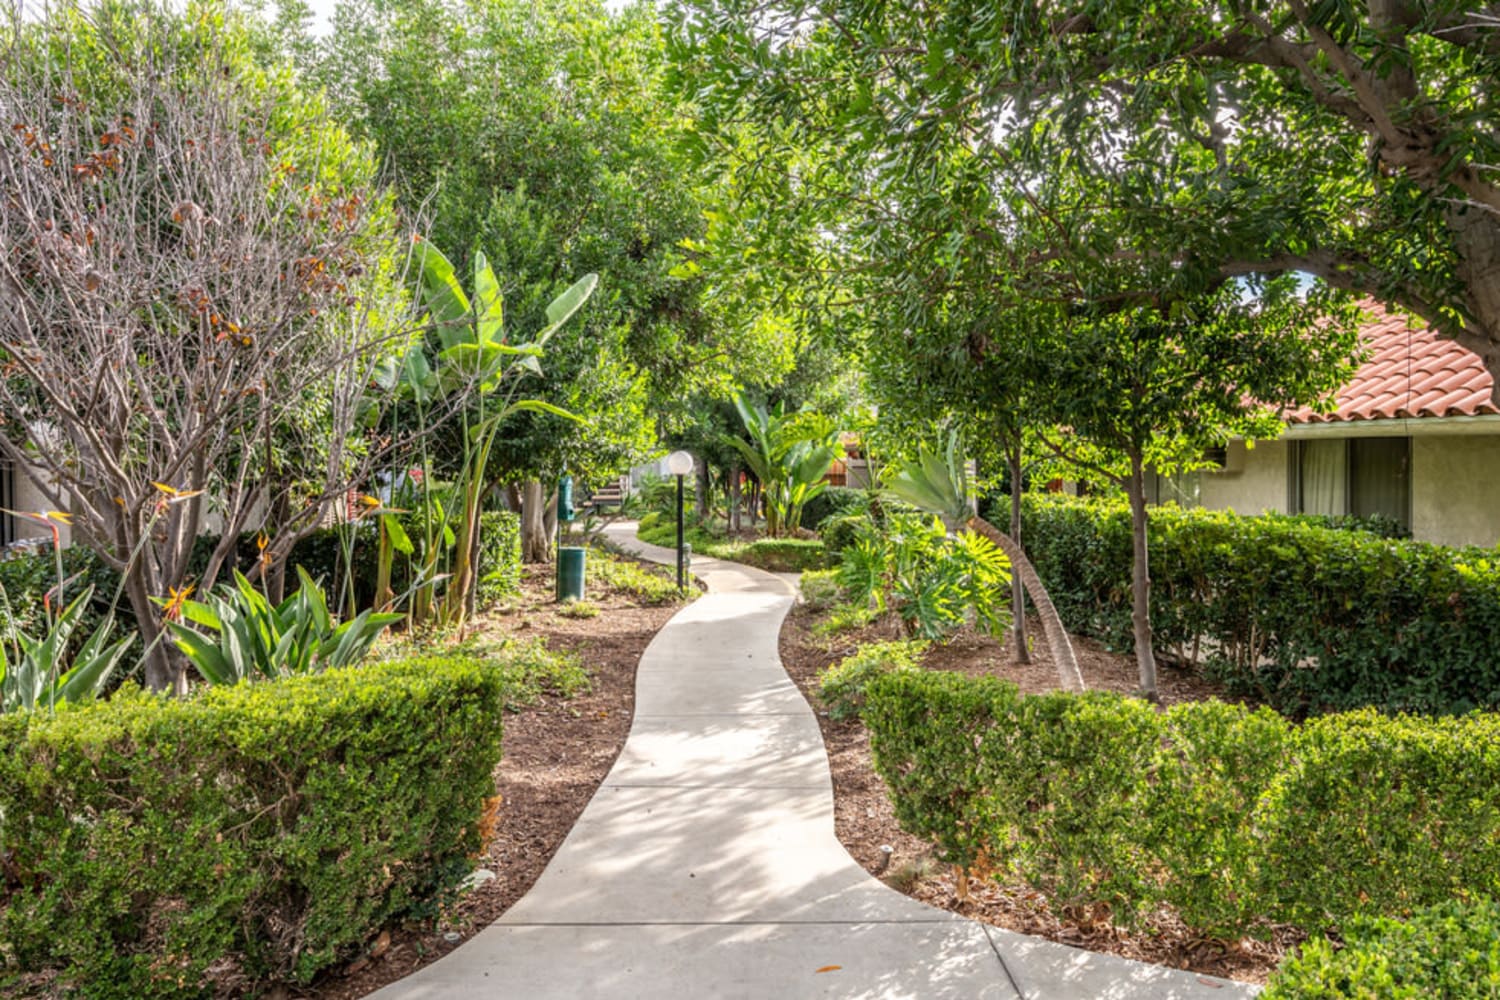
top-left (884, 430), bottom-right (1083, 692)
top-left (964, 516), bottom-right (1083, 692)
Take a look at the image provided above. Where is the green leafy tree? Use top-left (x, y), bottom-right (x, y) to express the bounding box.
top-left (304, 0), bottom-right (778, 560)
top-left (670, 0), bottom-right (1500, 391)
top-left (1030, 283), bottom-right (1359, 699)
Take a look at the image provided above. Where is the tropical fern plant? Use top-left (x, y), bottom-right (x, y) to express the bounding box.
top-left (883, 430), bottom-right (1084, 691)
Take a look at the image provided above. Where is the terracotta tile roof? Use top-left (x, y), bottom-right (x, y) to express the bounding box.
top-left (1288, 301), bottom-right (1498, 424)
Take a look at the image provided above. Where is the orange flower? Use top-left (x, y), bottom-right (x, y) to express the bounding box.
top-left (162, 584), bottom-right (194, 622)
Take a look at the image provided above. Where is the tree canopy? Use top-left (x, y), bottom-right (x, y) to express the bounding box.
top-left (669, 0), bottom-right (1500, 391)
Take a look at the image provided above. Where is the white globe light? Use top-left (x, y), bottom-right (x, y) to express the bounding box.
top-left (666, 450), bottom-right (694, 476)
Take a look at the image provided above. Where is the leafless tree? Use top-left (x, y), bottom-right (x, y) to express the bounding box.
top-left (0, 4), bottom-right (418, 692)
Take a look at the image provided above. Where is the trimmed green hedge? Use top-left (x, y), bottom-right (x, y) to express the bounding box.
top-left (1263, 898), bottom-right (1500, 998)
top-left (864, 671), bottom-right (1500, 940)
top-left (637, 519), bottom-right (829, 574)
top-left (1020, 494), bottom-right (1500, 716)
top-left (0, 656), bottom-right (504, 997)
top-left (731, 538), bottom-right (828, 573)
top-left (816, 639), bottom-right (926, 721)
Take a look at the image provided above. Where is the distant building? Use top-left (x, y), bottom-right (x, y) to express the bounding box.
top-left (1148, 301), bottom-right (1500, 548)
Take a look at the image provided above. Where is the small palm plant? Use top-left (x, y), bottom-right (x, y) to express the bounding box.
top-left (883, 430), bottom-right (1084, 692)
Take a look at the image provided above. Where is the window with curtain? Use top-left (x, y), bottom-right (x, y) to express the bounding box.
top-left (1293, 437), bottom-right (1410, 530)
top-left (1299, 440), bottom-right (1347, 517)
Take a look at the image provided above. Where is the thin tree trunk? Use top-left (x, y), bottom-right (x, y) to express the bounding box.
top-left (520, 479), bottom-right (549, 563)
top-left (966, 516), bottom-right (1084, 692)
top-left (128, 572), bottom-right (185, 695)
top-left (543, 487), bottom-right (558, 544)
top-left (1007, 447), bottom-right (1031, 665)
top-left (694, 457), bottom-right (710, 522)
top-left (1126, 453), bottom-right (1159, 702)
top-left (729, 463), bottom-right (742, 535)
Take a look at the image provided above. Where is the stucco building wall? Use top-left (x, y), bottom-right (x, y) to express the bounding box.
top-left (1199, 439), bottom-right (1289, 516)
top-left (1411, 435), bottom-right (1500, 548)
top-left (1193, 432), bottom-right (1500, 549)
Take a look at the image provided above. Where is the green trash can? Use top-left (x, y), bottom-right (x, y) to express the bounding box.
top-left (557, 546), bottom-right (586, 602)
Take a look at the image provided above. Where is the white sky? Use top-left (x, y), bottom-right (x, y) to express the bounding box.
top-left (302, 0), bottom-right (637, 34)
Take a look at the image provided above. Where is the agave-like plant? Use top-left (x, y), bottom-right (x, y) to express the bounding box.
top-left (0, 586), bottom-right (134, 713)
top-left (167, 568), bottom-right (402, 684)
top-left (883, 430), bottom-right (1084, 692)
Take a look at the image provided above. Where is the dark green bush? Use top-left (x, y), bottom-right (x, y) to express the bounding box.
top-left (863, 671), bottom-right (1500, 940)
top-left (0, 656), bottom-right (504, 997)
top-left (864, 670), bottom-right (1019, 873)
top-left (1148, 700), bottom-right (1295, 936)
top-left (732, 538), bottom-right (828, 573)
top-left (1263, 898), bottom-right (1500, 999)
top-left (0, 544), bottom-right (122, 642)
top-left (820, 513), bottom-right (867, 555)
top-left (799, 486), bottom-right (868, 531)
top-left (1020, 494), bottom-right (1500, 716)
top-left (1258, 709), bottom-right (1500, 931)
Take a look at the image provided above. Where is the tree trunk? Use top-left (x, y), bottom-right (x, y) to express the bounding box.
top-left (128, 572), bottom-right (186, 695)
top-left (1126, 453), bottom-right (1160, 702)
top-left (966, 516), bottom-right (1084, 692)
top-left (543, 487), bottom-right (559, 545)
top-left (694, 457), bottom-right (710, 522)
top-left (729, 463), bottom-right (742, 535)
top-left (1007, 448), bottom-right (1031, 665)
top-left (520, 479), bottom-right (550, 563)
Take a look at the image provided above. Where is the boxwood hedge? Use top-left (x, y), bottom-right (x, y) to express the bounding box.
top-left (864, 670), bottom-right (1500, 941)
top-left (1263, 898), bottom-right (1500, 998)
top-left (0, 655), bottom-right (504, 998)
top-left (1020, 494), bottom-right (1500, 716)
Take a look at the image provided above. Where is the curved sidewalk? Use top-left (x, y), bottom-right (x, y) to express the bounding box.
top-left (370, 525), bottom-right (1256, 999)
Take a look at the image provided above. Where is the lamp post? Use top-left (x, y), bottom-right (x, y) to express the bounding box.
top-left (666, 450), bottom-right (693, 589)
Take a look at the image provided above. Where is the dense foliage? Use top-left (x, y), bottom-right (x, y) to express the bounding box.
top-left (1022, 495), bottom-right (1500, 716)
top-left (838, 512), bottom-right (1012, 641)
top-left (0, 656), bottom-right (505, 996)
top-left (863, 670), bottom-right (1500, 940)
top-left (1263, 898), bottom-right (1500, 999)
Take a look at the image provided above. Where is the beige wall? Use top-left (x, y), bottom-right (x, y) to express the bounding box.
top-left (8, 464), bottom-right (72, 547)
top-left (1412, 436), bottom-right (1500, 548)
top-left (1195, 433), bottom-right (1500, 549)
top-left (1199, 439), bottom-right (1289, 516)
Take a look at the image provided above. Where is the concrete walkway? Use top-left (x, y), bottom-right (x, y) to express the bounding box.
top-left (370, 525), bottom-right (1257, 999)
